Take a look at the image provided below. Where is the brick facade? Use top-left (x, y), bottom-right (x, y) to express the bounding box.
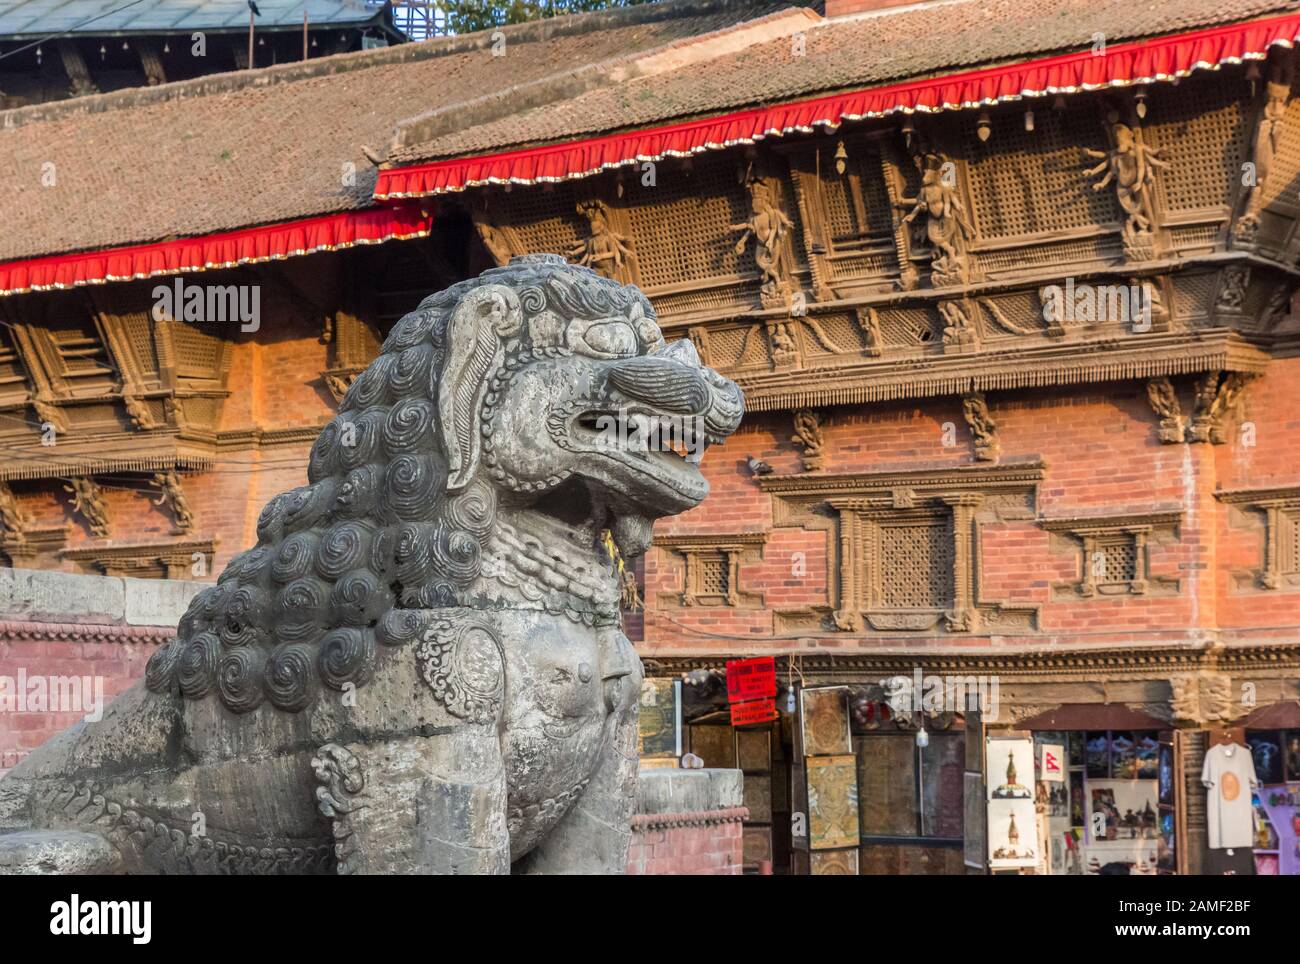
top-left (642, 355), bottom-right (1300, 656)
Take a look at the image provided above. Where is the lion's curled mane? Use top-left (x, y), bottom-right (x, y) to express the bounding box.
top-left (145, 257), bottom-right (652, 714)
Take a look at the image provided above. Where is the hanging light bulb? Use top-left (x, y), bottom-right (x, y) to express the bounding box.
top-left (915, 725), bottom-right (930, 749)
top-left (784, 686), bottom-right (797, 714)
top-left (163, 41), bottom-right (170, 53)
top-left (1024, 109), bottom-right (1035, 132)
top-left (976, 110), bottom-right (992, 142)
top-left (311, 36), bottom-right (318, 48)
top-left (1246, 62), bottom-right (1262, 98)
top-left (35, 46), bottom-right (41, 65)
top-left (99, 43), bottom-right (106, 61)
top-left (833, 140), bottom-right (848, 175)
top-left (258, 36), bottom-right (265, 46)
top-left (901, 115), bottom-right (915, 149)
top-left (122, 40), bottom-right (129, 50)
top-left (1134, 87), bottom-right (1149, 119)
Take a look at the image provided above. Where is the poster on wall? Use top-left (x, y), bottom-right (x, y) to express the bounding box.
top-left (987, 738), bottom-right (1034, 799)
top-left (1084, 779), bottom-right (1161, 874)
top-left (810, 849), bottom-right (859, 875)
top-left (637, 678), bottom-right (680, 764)
top-left (1040, 743), bottom-right (1067, 782)
top-left (1087, 780), bottom-right (1159, 843)
top-left (988, 798), bottom-right (1038, 869)
top-left (986, 737), bottom-right (1038, 869)
top-left (806, 754), bottom-right (860, 849)
top-left (801, 686), bottom-right (852, 756)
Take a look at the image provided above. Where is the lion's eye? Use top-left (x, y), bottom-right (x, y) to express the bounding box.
top-left (579, 321), bottom-right (638, 357)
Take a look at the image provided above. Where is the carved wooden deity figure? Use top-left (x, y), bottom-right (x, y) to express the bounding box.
top-left (568, 199), bottom-right (635, 282)
top-left (0, 256), bottom-right (745, 875)
top-left (1237, 58), bottom-right (1294, 240)
top-left (897, 153), bottom-right (974, 285)
top-left (732, 172), bottom-right (794, 304)
top-left (1083, 121), bottom-right (1169, 247)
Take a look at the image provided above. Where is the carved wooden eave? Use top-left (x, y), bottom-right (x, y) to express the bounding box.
top-left (731, 328), bottom-right (1271, 412)
top-left (653, 532), bottom-right (768, 550)
top-left (758, 461), bottom-right (1047, 498)
top-left (62, 537), bottom-right (217, 579)
top-left (642, 636), bottom-right (1300, 684)
top-left (456, 62), bottom-right (1300, 420)
top-left (0, 435), bottom-right (213, 482)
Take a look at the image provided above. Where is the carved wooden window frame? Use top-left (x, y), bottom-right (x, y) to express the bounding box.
top-left (1217, 487), bottom-right (1300, 590)
top-left (830, 493), bottom-right (981, 633)
top-left (1040, 512), bottom-right (1181, 598)
top-left (759, 462), bottom-right (1042, 636)
top-left (654, 533), bottom-right (766, 609)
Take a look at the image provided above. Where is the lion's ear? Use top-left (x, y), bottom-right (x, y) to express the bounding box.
top-left (438, 284), bottom-right (522, 491)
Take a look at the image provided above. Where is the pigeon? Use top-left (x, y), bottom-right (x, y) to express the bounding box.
top-left (248, 1), bottom-right (261, 16)
top-left (747, 456), bottom-right (773, 476)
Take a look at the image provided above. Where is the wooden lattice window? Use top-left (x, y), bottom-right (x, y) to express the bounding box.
top-left (624, 154), bottom-right (753, 289)
top-left (1092, 535), bottom-right (1139, 589)
top-left (696, 552), bottom-right (730, 600)
top-left (657, 533), bottom-right (767, 608)
top-left (1041, 513), bottom-right (1182, 598)
top-left (1286, 510), bottom-right (1300, 577)
top-left (1147, 74), bottom-right (1247, 214)
top-left (962, 102), bottom-right (1120, 240)
top-left (831, 495), bottom-right (982, 633)
top-left (875, 516), bottom-right (955, 610)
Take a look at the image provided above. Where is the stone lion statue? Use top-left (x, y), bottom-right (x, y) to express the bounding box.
top-left (0, 255), bottom-right (743, 874)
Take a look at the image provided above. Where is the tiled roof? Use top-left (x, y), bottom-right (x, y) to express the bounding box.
top-left (0, 0), bottom-right (386, 39)
top-left (0, 0), bottom-right (792, 262)
top-left (389, 0), bottom-right (1300, 164)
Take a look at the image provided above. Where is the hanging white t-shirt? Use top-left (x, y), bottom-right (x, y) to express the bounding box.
top-left (1201, 743), bottom-right (1259, 849)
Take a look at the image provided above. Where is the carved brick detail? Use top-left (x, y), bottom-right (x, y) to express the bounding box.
top-left (62, 537), bottom-right (217, 580)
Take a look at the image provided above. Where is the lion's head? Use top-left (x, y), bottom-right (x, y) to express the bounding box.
top-left (146, 255), bottom-right (743, 713)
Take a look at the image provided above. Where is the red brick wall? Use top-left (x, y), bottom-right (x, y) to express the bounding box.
top-left (627, 808), bottom-right (747, 875)
top-left (0, 622), bottom-right (162, 777)
top-left (643, 356), bottom-right (1300, 654)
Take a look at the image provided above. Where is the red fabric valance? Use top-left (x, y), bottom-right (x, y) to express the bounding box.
top-left (0, 202), bottom-right (432, 297)
top-left (375, 12), bottom-right (1300, 199)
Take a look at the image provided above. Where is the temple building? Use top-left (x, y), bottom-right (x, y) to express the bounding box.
top-left (0, 0), bottom-right (403, 107)
top-left (3, 0), bottom-right (1300, 875)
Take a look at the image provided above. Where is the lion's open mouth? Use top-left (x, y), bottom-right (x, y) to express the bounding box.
top-left (570, 407), bottom-right (715, 500)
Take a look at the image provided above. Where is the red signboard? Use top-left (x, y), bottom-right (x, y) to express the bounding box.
top-left (726, 657), bottom-right (776, 703)
top-left (730, 698), bottom-right (778, 727)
